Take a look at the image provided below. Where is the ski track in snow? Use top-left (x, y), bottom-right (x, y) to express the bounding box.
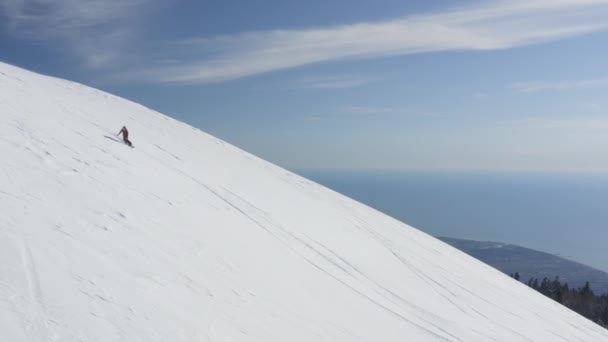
top-left (1, 61), bottom-right (608, 341)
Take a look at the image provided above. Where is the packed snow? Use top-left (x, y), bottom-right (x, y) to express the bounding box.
top-left (0, 62), bottom-right (607, 341)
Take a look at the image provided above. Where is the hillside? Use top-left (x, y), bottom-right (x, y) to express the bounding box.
top-left (440, 237), bottom-right (608, 294)
top-left (1, 62), bottom-right (607, 341)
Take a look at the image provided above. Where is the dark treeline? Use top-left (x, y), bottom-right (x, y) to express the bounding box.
top-left (510, 272), bottom-right (608, 327)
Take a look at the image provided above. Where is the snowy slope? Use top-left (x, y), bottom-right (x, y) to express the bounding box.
top-left (0, 62), bottom-right (606, 342)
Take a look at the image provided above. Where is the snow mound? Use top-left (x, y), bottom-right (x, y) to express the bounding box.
top-left (1, 62), bottom-right (606, 341)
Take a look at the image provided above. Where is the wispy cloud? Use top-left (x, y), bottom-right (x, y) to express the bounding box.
top-left (300, 106), bottom-right (391, 122)
top-left (3, 0), bottom-right (608, 84)
top-left (506, 116), bottom-right (608, 130)
top-left (0, 0), bottom-right (163, 68)
top-left (340, 106), bottom-right (392, 115)
top-left (302, 106), bottom-right (451, 122)
top-left (296, 76), bottom-right (370, 89)
top-left (543, 117), bottom-right (608, 130)
top-left (123, 0), bottom-right (608, 84)
top-left (473, 92), bottom-right (490, 100)
top-left (513, 78), bottom-right (608, 93)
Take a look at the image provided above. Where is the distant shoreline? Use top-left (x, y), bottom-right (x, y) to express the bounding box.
top-left (298, 169), bottom-right (608, 273)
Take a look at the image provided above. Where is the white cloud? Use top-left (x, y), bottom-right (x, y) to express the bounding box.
top-left (0, 0), bottom-right (162, 68)
top-left (303, 106), bottom-right (449, 122)
top-left (340, 106), bottom-right (392, 115)
top-left (299, 106), bottom-right (391, 123)
top-left (3, 0), bottom-right (608, 83)
top-left (296, 76), bottom-right (370, 89)
top-left (545, 118), bottom-right (608, 129)
top-left (123, 0), bottom-right (608, 84)
top-left (473, 92), bottom-right (490, 100)
top-left (502, 115), bottom-right (608, 131)
top-left (513, 79), bottom-right (608, 93)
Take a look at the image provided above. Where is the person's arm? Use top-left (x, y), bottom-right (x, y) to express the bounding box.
top-left (116, 128), bottom-right (122, 136)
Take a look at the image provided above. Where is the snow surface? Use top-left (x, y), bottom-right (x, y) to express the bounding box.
top-left (0, 62), bottom-right (607, 342)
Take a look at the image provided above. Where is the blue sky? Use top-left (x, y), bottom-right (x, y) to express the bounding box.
top-left (2, 0), bottom-right (608, 172)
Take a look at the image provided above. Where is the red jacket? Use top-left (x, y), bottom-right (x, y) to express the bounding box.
top-left (118, 127), bottom-right (129, 139)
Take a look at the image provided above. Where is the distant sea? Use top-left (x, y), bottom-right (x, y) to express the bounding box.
top-left (297, 169), bottom-right (608, 273)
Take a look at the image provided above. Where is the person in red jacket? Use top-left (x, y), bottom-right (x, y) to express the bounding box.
top-left (117, 126), bottom-right (132, 146)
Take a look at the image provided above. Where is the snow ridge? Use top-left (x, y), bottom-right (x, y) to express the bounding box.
top-left (1, 62), bottom-right (607, 341)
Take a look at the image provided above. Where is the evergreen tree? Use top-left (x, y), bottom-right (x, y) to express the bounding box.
top-left (514, 273), bottom-right (608, 329)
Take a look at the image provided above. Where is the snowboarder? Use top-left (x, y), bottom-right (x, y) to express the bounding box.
top-left (117, 126), bottom-right (132, 147)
